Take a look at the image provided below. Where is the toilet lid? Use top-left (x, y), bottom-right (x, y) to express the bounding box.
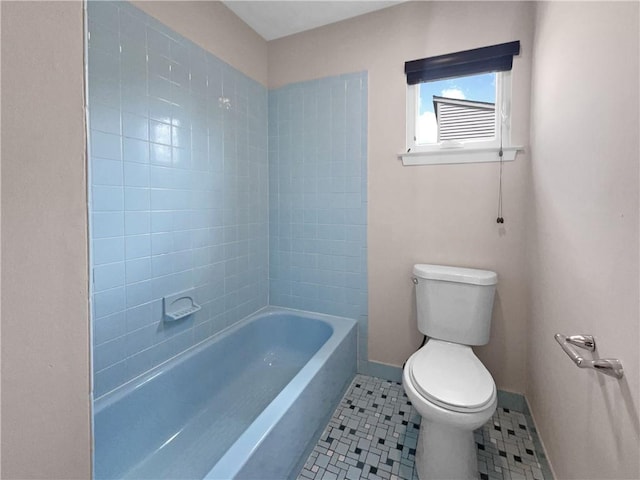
top-left (409, 340), bottom-right (495, 413)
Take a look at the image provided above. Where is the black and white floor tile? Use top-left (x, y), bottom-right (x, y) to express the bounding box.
top-left (298, 374), bottom-right (552, 480)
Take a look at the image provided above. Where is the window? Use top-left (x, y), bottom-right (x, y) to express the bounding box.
top-left (403, 41), bottom-right (521, 165)
top-left (411, 71), bottom-right (501, 146)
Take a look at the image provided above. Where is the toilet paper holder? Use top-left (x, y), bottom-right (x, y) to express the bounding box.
top-left (554, 333), bottom-right (623, 379)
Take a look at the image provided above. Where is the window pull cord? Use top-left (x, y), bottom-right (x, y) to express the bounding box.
top-left (497, 116), bottom-right (505, 224)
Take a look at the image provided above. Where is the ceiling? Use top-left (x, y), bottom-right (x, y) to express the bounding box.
top-left (222, 1), bottom-right (406, 41)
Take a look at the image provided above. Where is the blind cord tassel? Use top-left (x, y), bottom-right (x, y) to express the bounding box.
top-left (497, 116), bottom-right (505, 224)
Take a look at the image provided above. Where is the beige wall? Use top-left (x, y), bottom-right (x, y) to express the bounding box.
top-left (0, 0), bottom-right (3, 473)
top-left (133, 0), bottom-right (268, 86)
top-left (269, 1), bottom-right (535, 393)
top-left (1, 2), bottom-right (91, 478)
top-left (527, 2), bottom-right (640, 478)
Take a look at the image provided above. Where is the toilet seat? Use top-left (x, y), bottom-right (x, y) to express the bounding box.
top-left (409, 340), bottom-right (495, 413)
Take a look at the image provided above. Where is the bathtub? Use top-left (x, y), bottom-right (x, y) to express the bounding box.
top-left (93, 307), bottom-right (357, 479)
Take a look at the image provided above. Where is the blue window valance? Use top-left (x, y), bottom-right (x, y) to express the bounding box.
top-left (405, 41), bottom-right (520, 85)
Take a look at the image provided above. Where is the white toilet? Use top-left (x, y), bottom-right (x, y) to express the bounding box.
top-left (403, 264), bottom-right (498, 480)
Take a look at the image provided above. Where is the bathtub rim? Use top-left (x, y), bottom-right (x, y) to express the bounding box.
top-left (93, 305), bottom-right (356, 416)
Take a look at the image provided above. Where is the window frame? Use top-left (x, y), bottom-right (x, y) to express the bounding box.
top-left (406, 70), bottom-right (511, 152)
top-left (401, 41), bottom-right (523, 166)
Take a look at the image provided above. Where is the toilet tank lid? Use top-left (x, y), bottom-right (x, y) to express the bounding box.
top-left (413, 264), bottom-right (497, 285)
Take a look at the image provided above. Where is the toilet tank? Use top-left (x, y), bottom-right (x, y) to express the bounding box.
top-left (413, 264), bottom-right (497, 346)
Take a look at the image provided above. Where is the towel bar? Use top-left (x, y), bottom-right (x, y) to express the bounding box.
top-left (554, 333), bottom-right (623, 379)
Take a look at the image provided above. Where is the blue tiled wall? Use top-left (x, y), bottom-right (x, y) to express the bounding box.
top-left (268, 74), bottom-right (369, 369)
top-left (88, 2), bottom-right (269, 397)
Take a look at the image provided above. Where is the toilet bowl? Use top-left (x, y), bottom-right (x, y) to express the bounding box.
top-left (403, 264), bottom-right (498, 480)
top-left (403, 340), bottom-right (497, 480)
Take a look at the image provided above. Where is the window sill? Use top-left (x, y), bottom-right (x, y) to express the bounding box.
top-left (399, 146), bottom-right (524, 166)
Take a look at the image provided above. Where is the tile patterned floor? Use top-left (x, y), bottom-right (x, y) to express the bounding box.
top-left (298, 374), bottom-right (552, 480)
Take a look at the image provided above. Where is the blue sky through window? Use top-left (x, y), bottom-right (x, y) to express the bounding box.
top-left (418, 72), bottom-right (496, 114)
